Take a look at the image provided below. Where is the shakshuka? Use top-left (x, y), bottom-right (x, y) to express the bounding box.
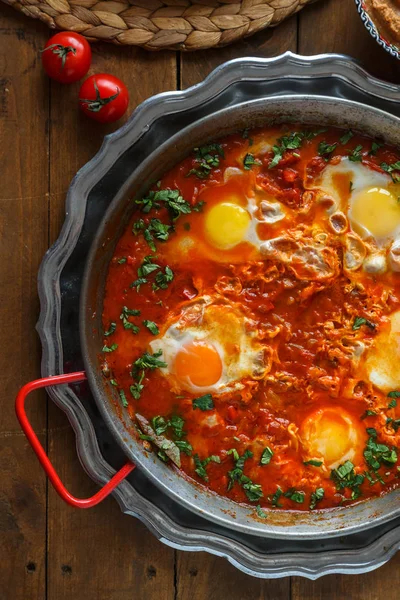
top-left (101, 125), bottom-right (400, 516)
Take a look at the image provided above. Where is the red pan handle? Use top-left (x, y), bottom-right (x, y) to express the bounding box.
top-left (15, 372), bottom-right (135, 508)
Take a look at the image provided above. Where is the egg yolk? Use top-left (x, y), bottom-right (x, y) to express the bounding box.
top-left (300, 408), bottom-right (359, 469)
top-left (204, 202), bottom-right (251, 249)
top-left (364, 310), bottom-right (400, 391)
top-left (174, 342), bottom-right (223, 387)
top-left (350, 187), bottom-right (400, 240)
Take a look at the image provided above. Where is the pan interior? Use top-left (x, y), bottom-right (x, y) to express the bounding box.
top-left (80, 95), bottom-right (400, 539)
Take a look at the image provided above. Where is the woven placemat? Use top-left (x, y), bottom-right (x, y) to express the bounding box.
top-left (3, 0), bottom-right (318, 51)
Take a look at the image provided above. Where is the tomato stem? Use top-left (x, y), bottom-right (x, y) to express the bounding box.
top-left (79, 80), bottom-right (120, 113)
top-left (41, 44), bottom-right (77, 69)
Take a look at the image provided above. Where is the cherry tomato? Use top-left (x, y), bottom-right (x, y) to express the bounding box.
top-left (78, 74), bottom-right (129, 123)
top-left (41, 32), bottom-right (91, 84)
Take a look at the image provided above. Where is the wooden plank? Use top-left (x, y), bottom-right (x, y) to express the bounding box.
top-left (299, 0), bottom-right (398, 83)
top-left (47, 45), bottom-right (177, 600)
top-left (177, 551), bottom-right (290, 600)
top-left (180, 16), bottom-right (298, 87)
top-left (0, 6), bottom-right (49, 600)
top-left (292, 552), bottom-right (400, 600)
top-left (177, 17), bottom-right (296, 599)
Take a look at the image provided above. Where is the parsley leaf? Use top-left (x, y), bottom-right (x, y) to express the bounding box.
top-left (135, 188), bottom-right (192, 220)
top-left (352, 316), bottom-right (375, 331)
top-left (310, 487), bottom-right (324, 510)
top-left (226, 448), bottom-right (263, 502)
top-left (175, 440), bottom-right (193, 456)
top-left (131, 349), bottom-right (167, 399)
top-left (194, 453), bottom-right (221, 481)
top-left (187, 143), bottom-right (224, 179)
top-left (304, 459), bottom-right (323, 467)
top-left (151, 416), bottom-right (168, 436)
top-left (133, 218), bottom-right (172, 252)
top-left (381, 161), bottom-right (400, 183)
top-left (119, 389), bottom-right (128, 408)
top-left (331, 460), bottom-right (365, 500)
top-left (192, 394), bottom-right (214, 411)
top-left (318, 141), bottom-right (337, 160)
top-left (268, 129), bottom-right (326, 170)
top-left (271, 486), bottom-right (283, 507)
top-left (243, 153), bottom-right (261, 170)
top-left (284, 489), bottom-right (305, 504)
top-left (361, 409), bottom-right (377, 419)
top-left (104, 322), bottom-right (116, 337)
top-left (364, 435), bottom-right (398, 471)
top-left (102, 343), bottom-right (118, 353)
top-left (138, 255), bottom-right (160, 277)
top-left (388, 390), bottom-right (400, 399)
top-left (152, 266), bottom-right (174, 291)
top-left (256, 504), bottom-right (268, 519)
top-left (117, 257), bottom-right (127, 264)
top-left (349, 144), bottom-right (363, 162)
top-left (340, 130), bottom-right (354, 145)
top-left (143, 320), bottom-right (159, 335)
top-left (120, 306), bottom-right (140, 334)
top-left (369, 141), bottom-right (383, 156)
top-left (260, 447), bottom-right (274, 466)
top-left (130, 277), bottom-right (148, 291)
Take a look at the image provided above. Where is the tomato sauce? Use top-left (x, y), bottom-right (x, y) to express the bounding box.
top-left (102, 125), bottom-right (400, 515)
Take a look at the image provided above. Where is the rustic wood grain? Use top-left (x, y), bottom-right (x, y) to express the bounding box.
top-left (46, 44), bottom-right (177, 600)
top-left (299, 0), bottom-right (399, 83)
top-left (0, 5), bottom-right (49, 600)
top-left (2, 1), bottom-right (400, 598)
top-left (180, 15), bottom-right (297, 88)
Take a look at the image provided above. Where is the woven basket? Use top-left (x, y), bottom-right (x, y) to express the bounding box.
top-left (3, 0), bottom-right (318, 51)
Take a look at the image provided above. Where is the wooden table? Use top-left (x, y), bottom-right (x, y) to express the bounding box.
top-left (1, 1), bottom-right (400, 598)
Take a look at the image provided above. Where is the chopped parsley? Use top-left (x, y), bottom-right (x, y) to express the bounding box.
top-left (243, 153), bottom-right (261, 170)
top-left (117, 257), bottom-right (127, 264)
top-left (256, 505), bottom-right (267, 519)
top-left (130, 277), bottom-right (147, 292)
top-left (361, 409), bottom-right (377, 419)
top-left (269, 131), bottom-right (303, 169)
top-left (119, 389), bottom-right (128, 408)
top-left (260, 447), bottom-right (274, 466)
top-left (388, 390), bottom-right (400, 400)
top-left (194, 453), bottom-right (221, 481)
top-left (381, 160), bottom-right (400, 183)
top-left (271, 486), bottom-right (283, 507)
top-left (135, 188), bottom-right (192, 220)
top-left (310, 487), bottom-right (325, 510)
top-left (150, 414), bottom-right (187, 443)
top-left (138, 255), bottom-right (160, 277)
top-left (110, 379), bottom-right (118, 387)
top-left (120, 306), bottom-right (140, 334)
top-left (226, 448), bottom-right (264, 502)
top-left (175, 440), bottom-right (193, 456)
top-left (364, 435), bottom-right (398, 471)
top-left (318, 141), bottom-right (338, 160)
top-left (143, 320), bottom-right (159, 335)
top-left (151, 415), bottom-right (168, 435)
top-left (133, 218), bottom-right (172, 252)
top-left (102, 343), bottom-right (118, 353)
top-left (349, 144), bottom-right (363, 162)
top-left (303, 459), bottom-right (323, 467)
top-left (192, 393), bottom-right (214, 411)
top-left (130, 349), bottom-right (167, 399)
top-left (352, 316), bottom-right (375, 331)
top-left (284, 489), bottom-right (305, 504)
top-left (104, 322), bottom-right (116, 337)
top-left (340, 130), bottom-right (354, 145)
top-left (187, 143), bottom-right (225, 179)
top-left (152, 266), bottom-right (174, 291)
top-left (369, 141), bottom-right (383, 156)
top-left (331, 460), bottom-right (365, 500)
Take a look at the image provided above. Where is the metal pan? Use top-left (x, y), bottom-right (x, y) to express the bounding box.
top-left (80, 95), bottom-right (400, 539)
top-left (16, 59), bottom-right (400, 542)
